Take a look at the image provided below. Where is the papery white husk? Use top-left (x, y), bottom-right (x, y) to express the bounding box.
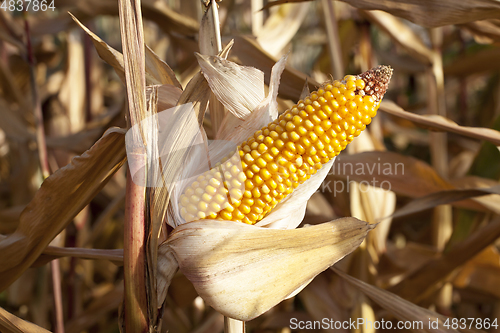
top-left (159, 218), bottom-right (372, 321)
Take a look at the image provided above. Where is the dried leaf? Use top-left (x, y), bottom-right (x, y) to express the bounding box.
top-left (453, 247), bottom-right (500, 298)
top-left (65, 284), bottom-right (123, 333)
top-left (380, 101), bottom-right (500, 146)
top-left (444, 46), bottom-right (500, 76)
top-left (338, 0), bottom-right (500, 27)
top-left (389, 185), bottom-right (500, 219)
top-left (363, 10), bottom-right (435, 65)
top-left (145, 45), bottom-right (182, 88)
top-left (70, 13), bottom-right (126, 83)
top-left (330, 151), bottom-right (454, 198)
top-left (334, 268), bottom-right (461, 333)
top-left (460, 19), bottom-right (500, 43)
top-left (389, 216), bottom-right (500, 303)
top-left (256, 2), bottom-right (310, 57)
top-left (262, 0), bottom-right (314, 11)
top-left (0, 306), bottom-right (51, 333)
top-left (0, 128), bottom-right (126, 291)
top-left (33, 247), bottom-right (124, 267)
top-left (71, 13), bottom-right (181, 87)
top-left (163, 218), bottom-right (373, 320)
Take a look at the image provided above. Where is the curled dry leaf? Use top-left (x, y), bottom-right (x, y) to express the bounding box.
top-left (460, 19), bottom-right (500, 43)
top-left (71, 13), bottom-right (181, 87)
top-left (333, 268), bottom-right (461, 333)
top-left (0, 128), bottom-right (126, 292)
top-left (444, 47), bottom-right (500, 77)
top-left (362, 10), bottom-right (436, 65)
top-left (389, 216), bottom-right (500, 303)
top-left (389, 185), bottom-right (500, 219)
top-left (337, 0), bottom-right (500, 27)
top-left (159, 218), bottom-right (373, 321)
top-left (256, 2), bottom-right (310, 57)
top-left (0, 306), bottom-right (51, 333)
top-left (380, 100), bottom-right (500, 146)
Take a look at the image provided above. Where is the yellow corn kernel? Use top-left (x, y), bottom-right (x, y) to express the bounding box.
top-left (179, 65), bottom-right (392, 224)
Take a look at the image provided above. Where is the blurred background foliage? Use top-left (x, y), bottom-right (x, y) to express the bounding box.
top-left (1, 0), bottom-right (500, 332)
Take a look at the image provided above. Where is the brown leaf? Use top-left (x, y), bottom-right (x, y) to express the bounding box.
top-left (362, 10), bottom-right (435, 65)
top-left (330, 151), bottom-right (454, 198)
top-left (145, 45), bottom-right (182, 88)
top-left (0, 128), bottom-right (126, 292)
top-left (0, 306), bottom-right (51, 333)
top-left (444, 46), bottom-right (500, 77)
top-left (261, 0), bottom-right (314, 11)
top-left (334, 268), bottom-right (462, 333)
top-left (453, 247), bottom-right (500, 299)
top-left (71, 13), bottom-right (180, 88)
top-left (380, 101), bottom-right (500, 146)
top-left (65, 284), bottom-right (124, 333)
top-left (460, 19), bottom-right (500, 43)
top-left (338, 0), bottom-right (500, 27)
top-left (388, 216), bottom-right (500, 303)
top-left (32, 247), bottom-right (124, 267)
top-left (389, 185), bottom-right (500, 219)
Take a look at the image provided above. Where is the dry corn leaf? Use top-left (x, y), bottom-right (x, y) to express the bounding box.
top-left (444, 47), bottom-right (500, 76)
top-left (453, 246), bottom-right (500, 299)
top-left (380, 101), bottom-right (500, 146)
top-left (347, 131), bottom-right (396, 255)
top-left (338, 0), bottom-right (500, 27)
top-left (330, 151), bottom-right (453, 198)
top-left (32, 247), bottom-right (124, 267)
top-left (0, 128), bottom-right (126, 292)
top-left (70, 13), bottom-right (126, 83)
top-left (331, 151), bottom-right (491, 212)
top-left (65, 284), bottom-right (124, 333)
top-left (363, 10), bottom-right (435, 65)
top-left (389, 185), bottom-right (500, 219)
top-left (71, 13), bottom-right (180, 87)
top-left (39, 0), bottom-right (198, 37)
top-left (160, 218), bottom-right (373, 321)
top-left (145, 45), bottom-right (182, 88)
top-left (450, 176), bottom-right (500, 213)
top-left (333, 268), bottom-right (462, 333)
top-left (461, 19), bottom-right (500, 43)
top-left (262, 0), bottom-right (314, 10)
top-left (256, 2), bottom-right (310, 57)
top-left (0, 306), bottom-right (51, 333)
top-left (389, 216), bottom-right (500, 303)
top-left (299, 274), bottom-right (350, 333)
top-left (45, 127), bottom-right (105, 154)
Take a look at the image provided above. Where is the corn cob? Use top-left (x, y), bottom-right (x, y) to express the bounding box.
top-left (179, 65), bottom-right (392, 224)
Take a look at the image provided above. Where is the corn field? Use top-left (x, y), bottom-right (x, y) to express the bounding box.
top-left (1, 0), bottom-right (500, 332)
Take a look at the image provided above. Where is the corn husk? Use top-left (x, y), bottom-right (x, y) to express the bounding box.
top-left (158, 218), bottom-right (373, 321)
